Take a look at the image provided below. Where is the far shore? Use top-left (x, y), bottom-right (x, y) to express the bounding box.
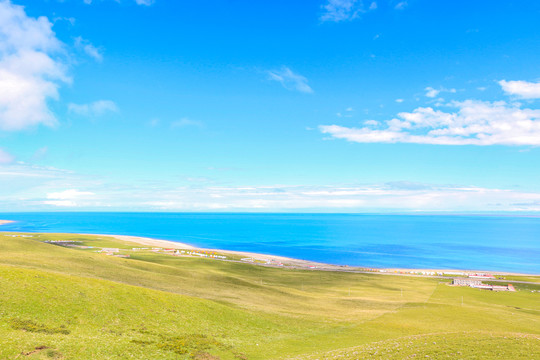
top-left (1, 225), bottom-right (538, 277)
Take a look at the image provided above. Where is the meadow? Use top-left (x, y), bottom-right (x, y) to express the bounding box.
top-left (0, 233), bottom-right (538, 359)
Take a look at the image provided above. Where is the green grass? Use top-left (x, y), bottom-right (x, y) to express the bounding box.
top-left (498, 275), bottom-right (540, 283)
top-left (0, 233), bottom-right (538, 359)
top-left (298, 332), bottom-right (540, 359)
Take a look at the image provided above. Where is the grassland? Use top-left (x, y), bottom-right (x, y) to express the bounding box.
top-left (0, 232), bottom-right (538, 359)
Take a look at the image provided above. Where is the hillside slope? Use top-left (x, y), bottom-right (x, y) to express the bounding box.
top-left (0, 233), bottom-right (538, 359)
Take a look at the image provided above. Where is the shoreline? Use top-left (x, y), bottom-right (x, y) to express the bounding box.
top-left (87, 233), bottom-right (337, 270)
top-left (1, 223), bottom-right (538, 276)
top-left (89, 233), bottom-right (538, 277)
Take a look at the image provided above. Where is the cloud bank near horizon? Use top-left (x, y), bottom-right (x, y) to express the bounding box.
top-left (1, 161), bottom-right (539, 212)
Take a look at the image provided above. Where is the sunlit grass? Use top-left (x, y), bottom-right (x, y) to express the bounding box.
top-left (0, 233), bottom-right (538, 359)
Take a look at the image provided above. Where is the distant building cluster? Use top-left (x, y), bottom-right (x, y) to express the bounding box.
top-left (45, 240), bottom-right (94, 249)
top-left (100, 248), bottom-right (120, 255)
top-left (241, 257), bottom-right (284, 266)
top-left (452, 278), bottom-right (515, 291)
top-left (177, 250), bottom-right (227, 259)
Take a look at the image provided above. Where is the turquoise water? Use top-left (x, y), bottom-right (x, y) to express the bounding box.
top-left (1, 212), bottom-right (539, 274)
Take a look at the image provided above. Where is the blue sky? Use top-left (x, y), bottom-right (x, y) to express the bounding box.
top-left (1, 0), bottom-right (540, 212)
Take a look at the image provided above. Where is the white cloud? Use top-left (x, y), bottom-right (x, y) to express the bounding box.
top-left (363, 120), bottom-right (379, 126)
top-left (43, 200), bottom-right (76, 207)
top-left (53, 17), bottom-right (76, 26)
top-left (126, 183), bottom-right (540, 212)
top-left (0, 148), bottom-right (13, 163)
top-left (320, 0), bottom-right (364, 22)
top-left (0, 0), bottom-right (69, 131)
top-left (84, 0), bottom-right (154, 5)
top-left (394, 1), bottom-right (407, 10)
top-left (499, 80), bottom-right (540, 99)
top-left (68, 100), bottom-right (118, 117)
top-left (75, 36), bottom-right (103, 62)
top-left (267, 66), bottom-right (313, 93)
top-left (0, 164), bottom-right (72, 179)
top-left (425, 87), bottom-right (439, 98)
top-left (148, 118), bottom-right (160, 127)
top-left (23, 182), bottom-right (540, 211)
top-left (0, 162), bottom-right (101, 209)
top-left (395, 98), bottom-right (404, 103)
top-left (32, 146), bottom-right (48, 160)
top-left (170, 117), bottom-right (204, 129)
top-left (134, 0), bottom-right (155, 5)
top-left (45, 189), bottom-right (94, 207)
top-left (1, 161), bottom-right (540, 212)
top-left (369, 2), bottom-right (377, 10)
top-left (337, 107), bottom-right (354, 118)
top-left (425, 86), bottom-right (456, 98)
top-left (47, 189), bottom-right (94, 200)
top-left (320, 100), bottom-right (540, 145)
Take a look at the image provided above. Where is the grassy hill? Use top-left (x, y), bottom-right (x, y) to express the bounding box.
top-left (0, 233), bottom-right (538, 359)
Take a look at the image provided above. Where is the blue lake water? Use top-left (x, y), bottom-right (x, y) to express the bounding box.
top-left (1, 212), bottom-right (539, 274)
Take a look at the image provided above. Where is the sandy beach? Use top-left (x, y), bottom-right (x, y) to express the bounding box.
top-left (91, 233), bottom-right (536, 276)
top-left (91, 233), bottom-right (337, 269)
top-left (90, 234), bottom-right (198, 250)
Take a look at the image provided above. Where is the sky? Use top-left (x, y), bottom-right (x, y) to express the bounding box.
top-left (1, 0), bottom-right (540, 212)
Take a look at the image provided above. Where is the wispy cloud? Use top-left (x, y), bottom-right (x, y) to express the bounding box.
top-left (425, 86), bottom-right (456, 98)
top-left (0, 162), bottom-right (98, 209)
top-left (499, 80), bottom-right (540, 99)
top-left (320, 0), bottom-right (365, 22)
top-left (45, 189), bottom-right (94, 207)
top-left (337, 107), bottom-right (354, 117)
top-left (32, 146), bottom-right (48, 161)
top-left (1, 160), bottom-right (540, 212)
top-left (53, 17), bottom-right (76, 26)
top-left (134, 0), bottom-right (155, 5)
top-left (267, 66), bottom-right (313, 93)
top-left (0, 163), bottom-right (73, 179)
top-left (0, 148), bottom-right (13, 164)
top-left (68, 100), bottom-right (118, 117)
top-left (394, 1), bottom-right (407, 10)
top-left (75, 36), bottom-right (103, 62)
top-left (170, 118), bottom-right (204, 129)
top-left (148, 118), bottom-right (160, 127)
top-left (83, 0), bottom-right (155, 5)
top-left (123, 183), bottom-right (540, 212)
top-left (0, 1), bottom-right (69, 131)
